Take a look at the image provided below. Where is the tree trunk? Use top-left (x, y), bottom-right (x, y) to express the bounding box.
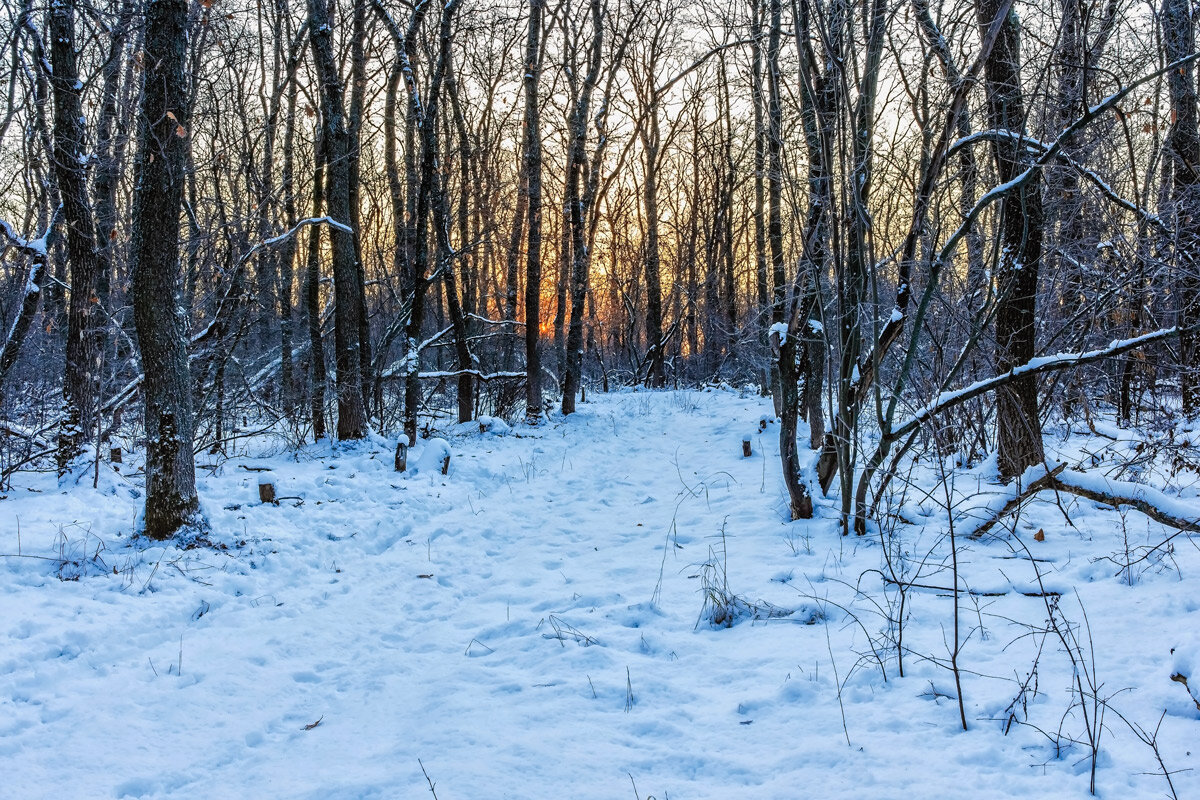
top-left (308, 0), bottom-right (368, 439)
top-left (523, 0), bottom-right (545, 421)
top-left (49, 0), bottom-right (104, 473)
top-left (1163, 0), bottom-right (1200, 415)
top-left (129, 0), bottom-right (202, 539)
top-left (642, 113), bottom-right (666, 388)
top-left (563, 0), bottom-right (602, 415)
top-left (976, 0), bottom-right (1045, 477)
top-left (306, 132), bottom-right (328, 441)
top-left (768, 0), bottom-right (812, 520)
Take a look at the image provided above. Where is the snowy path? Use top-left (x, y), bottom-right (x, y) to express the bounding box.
top-left (2, 390), bottom-right (1198, 799)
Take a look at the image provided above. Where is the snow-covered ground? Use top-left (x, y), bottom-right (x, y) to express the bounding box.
top-left (2, 389), bottom-right (1197, 799)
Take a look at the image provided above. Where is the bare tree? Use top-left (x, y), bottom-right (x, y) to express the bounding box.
top-left (1163, 0), bottom-right (1200, 415)
top-left (976, 0), bottom-right (1045, 477)
top-left (129, 0), bottom-right (202, 538)
top-left (308, 0), bottom-right (369, 439)
top-left (522, 0), bottom-right (546, 422)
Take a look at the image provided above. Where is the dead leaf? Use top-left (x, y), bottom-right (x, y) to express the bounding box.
top-left (1033, 529), bottom-right (1045, 542)
top-left (303, 716), bottom-right (323, 730)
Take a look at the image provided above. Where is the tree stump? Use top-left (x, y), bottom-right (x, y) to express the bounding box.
top-left (395, 441), bottom-right (407, 472)
top-left (110, 446), bottom-right (122, 465)
top-left (441, 454), bottom-right (451, 475)
top-left (258, 479), bottom-right (276, 504)
top-left (742, 438), bottom-right (752, 458)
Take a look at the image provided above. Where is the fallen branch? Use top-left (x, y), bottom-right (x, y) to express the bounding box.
top-left (1050, 469), bottom-right (1200, 534)
top-left (967, 464), bottom-right (1067, 540)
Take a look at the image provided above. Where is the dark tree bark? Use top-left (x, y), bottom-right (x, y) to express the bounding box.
top-left (0, 212), bottom-right (57, 394)
top-left (278, 12), bottom-right (302, 417)
top-left (791, 0), bottom-right (832, 452)
top-left (308, 0), bottom-right (368, 439)
top-left (768, 0), bottom-right (787, 412)
top-left (750, 0), bottom-right (769, 317)
top-left (371, 0), bottom-right (412, 427)
top-left (1163, 0), bottom-right (1200, 415)
top-left (129, 0), bottom-right (202, 539)
top-left (640, 107), bottom-right (666, 389)
top-left (49, 0), bottom-right (104, 473)
top-left (419, 0), bottom-right (473, 424)
top-left (399, 0), bottom-right (435, 445)
top-left (443, 35), bottom-right (476, 423)
top-left (976, 0), bottom-right (1045, 477)
top-left (348, 0), bottom-right (373, 415)
top-left (522, 0), bottom-right (545, 421)
top-left (305, 132), bottom-right (328, 441)
top-left (768, 0), bottom-right (811, 520)
top-left (562, 0), bottom-right (602, 415)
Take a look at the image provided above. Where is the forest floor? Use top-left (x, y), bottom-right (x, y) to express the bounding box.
top-left (1, 388), bottom-right (1198, 799)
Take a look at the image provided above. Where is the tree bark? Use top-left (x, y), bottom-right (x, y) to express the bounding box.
top-left (976, 0), bottom-right (1045, 477)
top-left (308, 0), bottom-right (368, 439)
top-left (562, 0), bottom-right (602, 415)
top-left (129, 0), bottom-right (202, 539)
top-left (1163, 0), bottom-right (1200, 415)
top-left (522, 0), bottom-right (545, 421)
top-left (305, 132), bottom-right (328, 441)
top-left (49, 0), bottom-right (104, 473)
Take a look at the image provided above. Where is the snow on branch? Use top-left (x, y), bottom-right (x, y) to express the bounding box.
top-left (466, 313), bottom-right (524, 328)
top-left (416, 369), bottom-right (526, 382)
top-left (892, 327), bottom-right (1183, 440)
top-left (0, 215), bottom-right (54, 259)
top-left (937, 51), bottom-right (1200, 264)
top-left (0, 209), bottom-right (59, 389)
top-left (236, 216), bottom-right (352, 268)
top-left (1052, 468), bottom-right (1200, 534)
top-left (191, 216), bottom-right (352, 346)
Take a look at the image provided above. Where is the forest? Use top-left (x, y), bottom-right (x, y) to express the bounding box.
top-left (1, 0), bottom-right (1199, 797)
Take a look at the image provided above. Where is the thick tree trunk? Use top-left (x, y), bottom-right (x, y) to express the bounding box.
top-left (976, 0), bottom-right (1045, 477)
top-left (308, 0), bottom-right (368, 439)
top-left (49, 0), bottom-right (104, 473)
top-left (129, 0), bottom-right (202, 539)
top-left (1163, 0), bottom-right (1200, 415)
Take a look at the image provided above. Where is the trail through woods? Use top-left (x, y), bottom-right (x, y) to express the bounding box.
top-left (1, 390), bottom-right (1198, 798)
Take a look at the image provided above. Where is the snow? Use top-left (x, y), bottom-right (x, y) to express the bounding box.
top-left (768, 321), bottom-right (788, 345)
top-left (1, 390), bottom-right (1197, 799)
top-left (411, 436), bottom-right (452, 475)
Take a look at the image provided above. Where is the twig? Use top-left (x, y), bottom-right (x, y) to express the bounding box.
top-left (418, 758), bottom-right (440, 799)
